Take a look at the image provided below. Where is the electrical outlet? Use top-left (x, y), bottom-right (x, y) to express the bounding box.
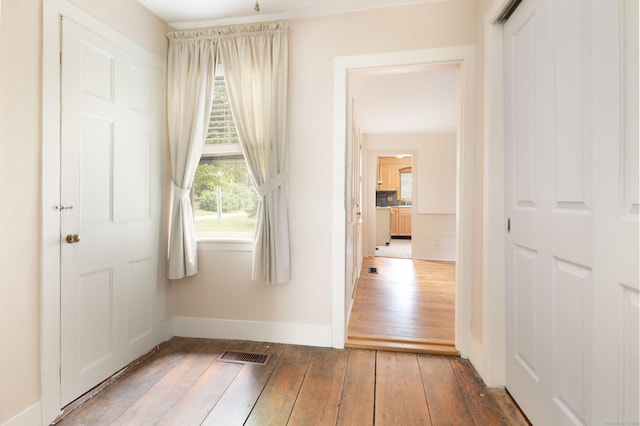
top-left (434, 239), bottom-right (441, 247)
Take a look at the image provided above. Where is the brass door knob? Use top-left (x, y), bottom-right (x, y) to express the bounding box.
top-left (65, 234), bottom-right (80, 244)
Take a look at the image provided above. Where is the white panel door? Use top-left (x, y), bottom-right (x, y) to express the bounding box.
top-left (345, 102), bottom-right (363, 313)
top-left (591, 0), bottom-right (639, 424)
top-left (505, 4), bottom-right (566, 423)
top-left (505, 0), bottom-right (639, 424)
top-left (60, 17), bottom-right (162, 405)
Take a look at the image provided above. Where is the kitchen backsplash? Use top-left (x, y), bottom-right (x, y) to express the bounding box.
top-left (376, 191), bottom-right (413, 207)
top-left (376, 190), bottom-right (412, 207)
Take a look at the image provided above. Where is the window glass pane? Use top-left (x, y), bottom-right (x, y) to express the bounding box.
top-left (400, 171), bottom-right (412, 200)
top-left (193, 157), bottom-right (258, 238)
top-left (206, 78), bottom-right (239, 145)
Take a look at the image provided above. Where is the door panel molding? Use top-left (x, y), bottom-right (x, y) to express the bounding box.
top-left (42, 1), bottom-right (168, 423)
top-left (503, 0), bottom-right (639, 423)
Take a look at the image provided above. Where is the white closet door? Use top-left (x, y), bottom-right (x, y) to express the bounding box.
top-left (504, 0), bottom-right (638, 424)
top-left (590, 0), bottom-right (639, 424)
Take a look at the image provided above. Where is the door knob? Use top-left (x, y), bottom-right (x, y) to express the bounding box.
top-left (65, 234), bottom-right (80, 244)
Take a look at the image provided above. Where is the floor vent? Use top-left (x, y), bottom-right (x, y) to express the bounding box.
top-left (218, 350), bottom-right (271, 366)
top-left (369, 267), bottom-right (378, 274)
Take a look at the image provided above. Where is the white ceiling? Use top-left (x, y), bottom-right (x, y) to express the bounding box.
top-left (135, 0), bottom-right (458, 135)
top-left (349, 65), bottom-right (458, 134)
top-left (136, 0), bottom-right (444, 29)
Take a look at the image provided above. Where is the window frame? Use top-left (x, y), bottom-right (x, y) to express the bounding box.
top-left (398, 166), bottom-right (412, 202)
top-left (194, 73), bottom-right (255, 250)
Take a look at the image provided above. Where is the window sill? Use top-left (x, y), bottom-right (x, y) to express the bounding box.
top-left (197, 238), bottom-right (253, 252)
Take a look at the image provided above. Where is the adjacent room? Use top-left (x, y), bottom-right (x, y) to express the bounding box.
top-left (344, 64), bottom-right (459, 355)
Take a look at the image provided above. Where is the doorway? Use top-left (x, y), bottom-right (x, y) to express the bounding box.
top-left (331, 47), bottom-right (476, 357)
top-left (344, 62), bottom-right (461, 351)
top-left (375, 154), bottom-right (413, 259)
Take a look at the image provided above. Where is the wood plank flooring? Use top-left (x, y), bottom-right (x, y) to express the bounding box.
top-left (55, 337), bottom-right (529, 425)
top-left (347, 256), bottom-right (457, 355)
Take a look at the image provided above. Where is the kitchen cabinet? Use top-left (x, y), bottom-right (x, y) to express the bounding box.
top-left (389, 206), bottom-right (411, 237)
top-left (377, 156), bottom-right (411, 194)
top-left (390, 207), bottom-right (399, 235)
top-left (377, 164), bottom-right (398, 191)
top-left (398, 207), bottom-right (412, 236)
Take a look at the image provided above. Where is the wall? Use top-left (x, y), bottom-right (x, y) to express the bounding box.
top-left (173, 1), bottom-right (479, 345)
top-left (68, 0), bottom-right (168, 60)
top-left (0, 1), bottom-right (42, 423)
top-left (365, 133), bottom-right (457, 261)
top-left (415, 134), bottom-right (456, 215)
top-left (415, 133), bottom-right (456, 260)
top-left (0, 0), bottom-right (168, 424)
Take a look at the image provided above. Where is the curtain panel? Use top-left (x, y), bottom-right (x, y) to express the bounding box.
top-left (166, 23), bottom-right (291, 284)
top-left (218, 24), bottom-right (290, 284)
top-left (166, 32), bottom-right (218, 279)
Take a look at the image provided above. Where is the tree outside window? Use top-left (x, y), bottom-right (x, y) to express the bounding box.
top-left (193, 75), bottom-right (257, 239)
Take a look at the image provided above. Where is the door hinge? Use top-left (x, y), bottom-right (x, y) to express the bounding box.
top-left (507, 218), bottom-right (511, 233)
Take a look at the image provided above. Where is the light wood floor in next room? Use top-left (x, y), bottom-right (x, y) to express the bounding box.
top-left (55, 337), bottom-right (529, 425)
top-left (347, 256), bottom-right (457, 355)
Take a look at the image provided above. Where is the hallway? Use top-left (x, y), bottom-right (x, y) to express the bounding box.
top-left (346, 256), bottom-right (457, 355)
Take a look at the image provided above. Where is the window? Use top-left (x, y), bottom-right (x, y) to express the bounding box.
top-left (399, 168), bottom-right (412, 201)
top-left (193, 74), bottom-right (258, 240)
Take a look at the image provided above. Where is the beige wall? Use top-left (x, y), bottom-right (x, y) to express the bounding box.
top-left (0, 0), bottom-right (167, 423)
top-left (68, 0), bottom-right (168, 61)
top-left (174, 0), bottom-right (480, 338)
top-left (0, 1), bottom-right (42, 422)
top-left (414, 133), bottom-right (457, 261)
top-left (364, 133), bottom-right (457, 261)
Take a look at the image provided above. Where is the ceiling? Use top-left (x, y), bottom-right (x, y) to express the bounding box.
top-left (349, 65), bottom-right (458, 134)
top-left (135, 0), bottom-right (458, 135)
top-left (136, 0), bottom-right (444, 29)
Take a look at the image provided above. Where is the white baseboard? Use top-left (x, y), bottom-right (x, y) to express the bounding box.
top-left (413, 252), bottom-right (456, 261)
top-left (468, 335), bottom-right (487, 385)
top-left (1, 402), bottom-right (41, 426)
top-left (172, 316), bottom-right (333, 348)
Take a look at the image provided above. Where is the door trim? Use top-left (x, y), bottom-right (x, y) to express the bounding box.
top-left (474, 0), bottom-right (513, 388)
top-left (41, 2), bottom-right (167, 423)
top-left (331, 46), bottom-right (476, 359)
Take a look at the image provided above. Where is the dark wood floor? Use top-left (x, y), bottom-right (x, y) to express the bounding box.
top-left (55, 337), bottom-right (529, 425)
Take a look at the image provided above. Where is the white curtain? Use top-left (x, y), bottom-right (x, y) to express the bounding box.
top-left (219, 23), bottom-right (291, 283)
top-left (166, 32), bottom-right (217, 279)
